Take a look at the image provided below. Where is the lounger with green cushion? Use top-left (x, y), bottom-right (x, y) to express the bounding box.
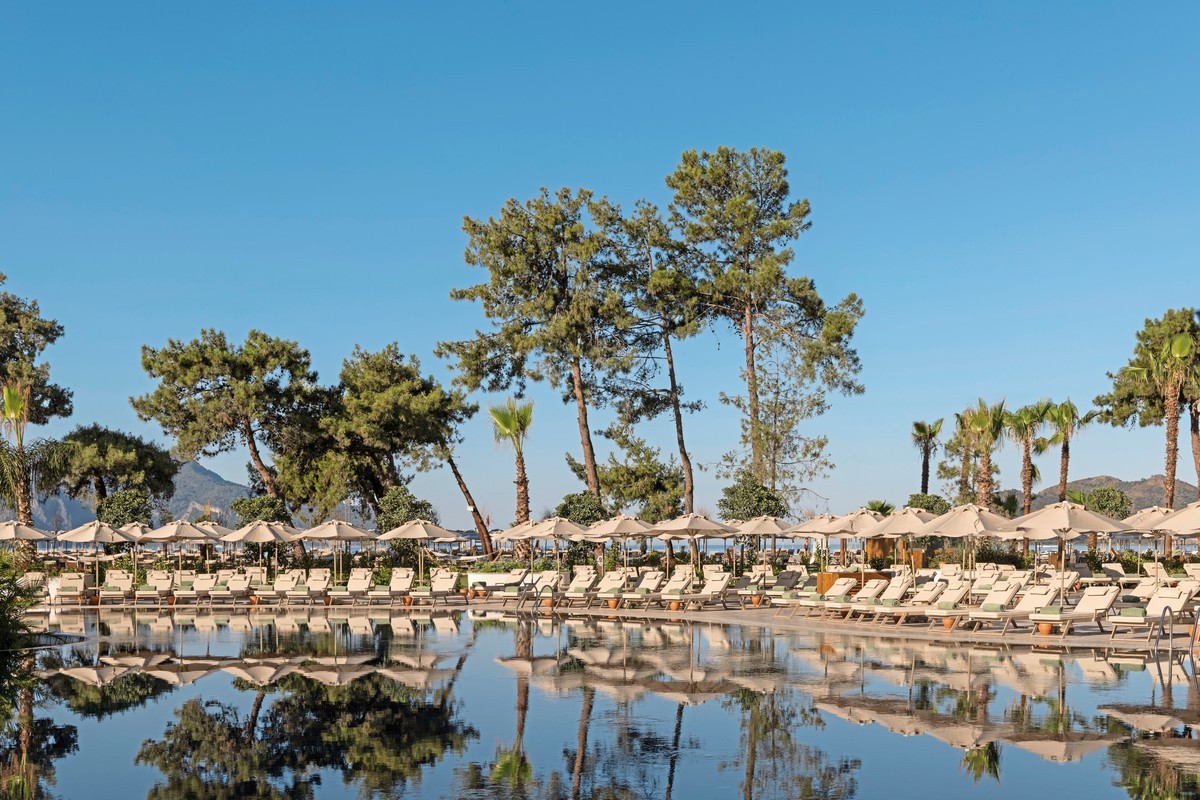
top-left (967, 584), bottom-right (1059, 634)
top-left (1107, 587), bottom-right (1188, 642)
top-left (1028, 585), bottom-right (1120, 638)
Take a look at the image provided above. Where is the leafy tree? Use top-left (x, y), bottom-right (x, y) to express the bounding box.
top-left (1125, 332), bottom-right (1196, 511)
top-left (554, 492), bottom-right (609, 527)
top-left (911, 419), bottom-right (943, 495)
top-left (1038, 399), bottom-right (1098, 502)
top-left (1005, 400), bottom-right (1052, 515)
top-left (230, 496), bottom-right (291, 527)
top-left (593, 199), bottom-right (704, 513)
top-left (131, 329), bottom-right (318, 500)
top-left (438, 188), bottom-right (630, 498)
top-left (0, 384), bottom-right (72, 534)
top-left (0, 273), bottom-right (72, 425)
top-left (906, 493), bottom-right (951, 516)
top-left (489, 398), bottom-right (534, 526)
top-left (1096, 308), bottom-right (1200, 500)
top-left (717, 470), bottom-right (788, 521)
top-left (937, 408), bottom-right (977, 503)
top-left (567, 424), bottom-right (684, 523)
top-left (61, 424), bottom-right (177, 503)
top-left (375, 484), bottom-right (439, 531)
top-left (1070, 486), bottom-right (1132, 520)
top-left (968, 399), bottom-right (1007, 509)
top-left (95, 488), bottom-right (151, 527)
top-left (666, 147), bottom-right (864, 483)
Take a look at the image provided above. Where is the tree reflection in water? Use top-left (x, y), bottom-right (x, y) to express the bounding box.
top-left (0, 651), bottom-right (78, 800)
top-left (137, 669), bottom-right (477, 799)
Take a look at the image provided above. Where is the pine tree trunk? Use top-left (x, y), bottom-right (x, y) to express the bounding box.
top-left (662, 325), bottom-right (694, 513)
top-left (920, 446), bottom-right (931, 495)
top-left (1058, 439), bottom-right (1070, 502)
top-left (742, 299), bottom-right (762, 480)
top-left (446, 454), bottom-right (493, 556)
top-left (571, 687), bottom-right (594, 800)
top-left (665, 702), bottom-right (685, 800)
top-left (93, 477), bottom-right (108, 502)
top-left (570, 356), bottom-right (600, 497)
top-left (242, 419), bottom-right (279, 497)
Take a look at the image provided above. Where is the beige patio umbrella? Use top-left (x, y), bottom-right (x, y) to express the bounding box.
top-left (377, 519), bottom-right (453, 583)
top-left (785, 513), bottom-right (839, 569)
top-left (1159, 500), bottom-right (1200, 537)
top-left (1099, 704), bottom-right (1185, 733)
top-left (735, 516), bottom-right (792, 572)
top-left (858, 507), bottom-right (936, 572)
top-left (221, 521), bottom-right (300, 571)
top-left (0, 521), bottom-right (49, 543)
top-left (58, 521), bottom-right (138, 584)
top-left (296, 519), bottom-right (373, 581)
top-left (584, 515), bottom-right (649, 574)
top-left (1010, 501), bottom-right (1127, 593)
top-left (144, 520), bottom-right (218, 574)
top-left (916, 503), bottom-right (1016, 573)
top-left (1004, 732), bottom-right (1124, 763)
top-left (813, 508), bottom-right (884, 580)
top-left (524, 516), bottom-right (588, 570)
top-left (652, 514), bottom-right (736, 575)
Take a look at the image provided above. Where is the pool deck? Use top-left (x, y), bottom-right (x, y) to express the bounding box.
top-left (30, 596), bottom-right (1200, 655)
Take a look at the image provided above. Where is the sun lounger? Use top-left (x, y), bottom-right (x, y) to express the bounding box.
top-left (872, 580), bottom-right (957, 625)
top-left (366, 569), bottom-right (415, 606)
top-left (679, 572), bottom-right (734, 610)
top-left (967, 583), bottom-right (1059, 634)
top-left (925, 581), bottom-right (1019, 631)
top-left (513, 571), bottom-right (562, 610)
top-left (328, 576), bottom-right (372, 605)
top-left (1142, 561), bottom-right (1179, 586)
top-left (553, 570), bottom-right (598, 607)
top-left (850, 576), bottom-right (914, 618)
top-left (781, 577), bottom-right (860, 618)
top-left (1028, 585), bottom-right (1121, 638)
top-left (210, 574), bottom-right (253, 606)
top-left (633, 568), bottom-right (694, 608)
top-left (53, 573), bottom-right (91, 606)
top-left (1108, 586), bottom-right (1190, 641)
top-left (622, 570), bottom-right (669, 608)
top-left (173, 574), bottom-right (217, 605)
top-left (822, 579), bottom-right (888, 618)
top-left (134, 574), bottom-right (174, 606)
top-left (409, 572), bottom-right (464, 608)
top-left (98, 573), bottom-right (134, 606)
top-left (764, 570), bottom-right (804, 600)
top-left (587, 569), bottom-right (633, 608)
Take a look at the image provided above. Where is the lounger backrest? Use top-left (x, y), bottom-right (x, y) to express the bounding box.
top-left (391, 571), bottom-right (415, 591)
top-left (594, 572), bottom-right (626, 593)
top-left (565, 572), bottom-right (596, 592)
top-left (274, 573), bottom-right (299, 590)
top-left (700, 573), bottom-right (733, 595)
top-left (1146, 588), bottom-right (1188, 617)
top-left (637, 570), bottom-right (666, 593)
top-left (1184, 564), bottom-right (1200, 580)
top-left (431, 573), bottom-right (457, 592)
top-left (911, 581), bottom-right (945, 604)
top-left (702, 564), bottom-right (726, 580)
top-left (1143, 562), bottom-right (1167, 579)
top-left (1013, 584), bottom-right (1058, 612)
top-left (1130, 578), bottom-right (1158, 600)
top-left (851, 579), bottom-right (888, 600)
top-left (660, 570), bottom-right (692, 593)
top-left (1102, 563), bottom-right (1126, 580)
top-left (822, 577), bottom-right (858, 598)
top-left (347, 576), bottom-right (371, 592)
top-left (350, 568), bottom-right (372, 581)
top-left (1056, 571), bottom-right (1080, 590)
top-left (1176, 578), bottom-right (1200, 600)
top-left (1076, 585), bottom-right (1120, 614)
top-left (226, 574), bottom-right (251, 590)
top-left (878, 577), bottom-right (913, 603)
top-left (774, 571), bottom-right (801, 589)
top-left (979, 581), bottom-right (1019, 609)
top-left (939, 563), bottom-right (962, 576)
top-left (194, 575), bottom-right (218, 590)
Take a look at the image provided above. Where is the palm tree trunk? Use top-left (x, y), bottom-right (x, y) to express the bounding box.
top-left (920, 445), bottom-right (931, 495)
top-left (1165, 392), bottom-right (1182, 553)
top-left (662, 325), bottom-right (694, 513)
top-left (1190, 400), bottom-right (1200, 502)
top-left (665, 703), bottom-right (685, 800)
top-left (446, 454), bottom-right (493, 556)
top-left (977, 450), bottom-right (993, 509)
top-left (514, 450), bottom-right (530, 524)
top-left (570, 356), bottom-right (601, 497)
top-left (1021, 441), bottom-right (1033, 515)
top-left (1057, 439), bottom-right (1070, 502)
top-left (959, 447), bottom-right (971, 503)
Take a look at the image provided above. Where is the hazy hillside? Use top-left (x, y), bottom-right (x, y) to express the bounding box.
top-left (1026, 474), bottom-right (1199, 512)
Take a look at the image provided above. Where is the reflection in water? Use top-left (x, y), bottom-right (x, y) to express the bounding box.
top-left (1, 611), bottom-right (1200, 798)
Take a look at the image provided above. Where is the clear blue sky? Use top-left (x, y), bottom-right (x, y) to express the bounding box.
top-left (2, 3), bottom-right (1198, 527)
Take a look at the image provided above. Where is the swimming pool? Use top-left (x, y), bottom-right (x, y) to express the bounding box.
top-left (6, 609), bottom-right (1198, 799)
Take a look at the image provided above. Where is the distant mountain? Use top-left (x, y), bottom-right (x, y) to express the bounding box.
top-left (167, 462), bottom-right (250, 524)
top-left (1025, 474), bottom-right (1199, 512)
top-left (16, 461), bottom-right (250, 530)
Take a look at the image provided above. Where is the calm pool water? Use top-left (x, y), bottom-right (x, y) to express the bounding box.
top-left (3, 609), bottom-right (1199, 799)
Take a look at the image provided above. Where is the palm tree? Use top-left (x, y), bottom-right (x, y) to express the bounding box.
top-left (969, 399), bottom-right (1007, 510)
top-left (1005, 400), bottom-right (1052, 516)
top-left (865, 499), bottom-right (894, 514)
top-left (0, 385), bottom-right (71, 551)
top-left (1128, 333), bottom-right (1196, 511)
top-left (1039, 399), bottom-right (1098, 503)
top-left (489, 399), bottom-right (534, 525)
top-left (911, 419), bottom-right (943, 495)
